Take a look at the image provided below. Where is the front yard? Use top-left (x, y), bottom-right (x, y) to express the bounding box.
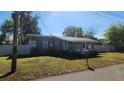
top-left (0, 52), bottom-right (124, 81)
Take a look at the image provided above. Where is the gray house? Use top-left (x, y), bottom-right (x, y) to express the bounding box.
top-left (27, 34), bottom-right (99, 55)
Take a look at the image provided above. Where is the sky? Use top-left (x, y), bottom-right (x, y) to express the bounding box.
top-left (0, 11), bottom-right (124, 39)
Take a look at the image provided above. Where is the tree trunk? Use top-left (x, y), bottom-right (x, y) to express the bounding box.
top-left (11, 12), bottom-right (19, 73)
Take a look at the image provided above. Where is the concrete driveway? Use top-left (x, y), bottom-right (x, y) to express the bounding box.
top-left (34, 64), bottom-right (124, 81)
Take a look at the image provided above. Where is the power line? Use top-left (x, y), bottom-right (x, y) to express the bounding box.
top-left (102, 11), bottom-right (124, 19)
top-left (37, 11), bottom-right (50, 35)
top-left (93, 12), bottom-right (119, 22)
top-left (97, 12), bottom-right (124, 23)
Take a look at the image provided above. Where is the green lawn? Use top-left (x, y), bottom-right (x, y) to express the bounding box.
top-left (99, 52), bottom-right (124, 60)
top-left (0, 52), bottom-right (124, 81)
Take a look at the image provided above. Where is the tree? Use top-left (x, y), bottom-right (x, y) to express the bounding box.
top-left (104, 24), bottom-right (124, 51)
top-left (0, 12), bottom-right (41, 45)
top-left (63, 26), bottom-right (84, 37)
top-left (0, 28), bottom-right (6, 44)
top-left (18, 12), bottom-right (41, 44)
top-left (0, 19), bottom-right (13, 44)
top-left (84, 27), bottom-right (97, 40)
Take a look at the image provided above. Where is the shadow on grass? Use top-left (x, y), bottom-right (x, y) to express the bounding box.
top-left (6, 52), bottom-right (102, 60)
top-left (0, 71), bottom-right (13, 79)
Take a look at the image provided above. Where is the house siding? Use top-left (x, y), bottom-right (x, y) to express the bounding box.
top-left (54, 38), bottom-right (63, 50)
top-left (28, 35), bottom-right (98, 54)
top-left (29, 36), bottom-right (65, 54)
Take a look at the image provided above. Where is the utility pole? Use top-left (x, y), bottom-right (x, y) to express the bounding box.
top-left (11, 12), bottom-right (19, 73)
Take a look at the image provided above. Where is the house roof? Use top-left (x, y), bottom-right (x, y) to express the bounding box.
top-left (55, 36), bottom-right (99, 43)
top-left (27, 34), bottom-right (99, 43)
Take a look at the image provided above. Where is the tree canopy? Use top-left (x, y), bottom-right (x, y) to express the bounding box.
top-left (63, 26), bottom-right (84, 37)
top-left (62, 26), bottom-right (97, 40)
top-left (0, 19), bottom-right (13, 44)
top-left (84, 27), bottom-right (97, 40)
top-left (18, 12), bottom-right (41, 44)
top-left (104, 24), bottom-right (124, 51)
top-left (0, 11), bottom-right (41, 44)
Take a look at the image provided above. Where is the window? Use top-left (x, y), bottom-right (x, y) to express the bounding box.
top-left (75, 45), bottom-right (81, 52)
top-left (55, 40), bottom-right (59, 50)
top-left (68, 43), bottom-right (81, 52)
top-left (63, 41), bottom-right (68, 50)
top-left (49, 43), bottom-right (53, 47)
top-left (43, 41), bottom-right (48, 49)
top-left (31, 41), bottom-right (36, 48)
top-left (88, 44), bottom-right (91, 49)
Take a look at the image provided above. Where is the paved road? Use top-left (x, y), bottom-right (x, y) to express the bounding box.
top-left (35, 64), bottom-right (124, 81)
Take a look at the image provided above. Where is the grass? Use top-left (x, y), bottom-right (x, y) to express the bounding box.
top-left (0, 52), bottom-right (124, 81)
top-left (99, 52), bottom-right (124, 60)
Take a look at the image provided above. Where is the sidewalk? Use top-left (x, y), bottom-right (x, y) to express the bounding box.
top-left (34, 64), bottom-right (124, 81)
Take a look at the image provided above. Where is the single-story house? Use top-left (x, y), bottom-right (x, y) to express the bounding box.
top-left (27, 34), bottom-right (99, 55)
top-left (0, 34), bottom-right (115, 56)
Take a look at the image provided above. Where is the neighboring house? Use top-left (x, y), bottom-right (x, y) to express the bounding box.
top-left (27, 34), bottom-right (99, 55)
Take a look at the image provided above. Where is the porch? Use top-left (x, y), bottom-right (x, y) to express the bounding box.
top-left (62, 41), bottom-right (95, 53)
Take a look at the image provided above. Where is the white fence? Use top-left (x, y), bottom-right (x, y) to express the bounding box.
top-left (0, 45), bottom-right (32, 56)
top-left (94, 45), bottom-right (115, 52)
top-left (0, 44), bottom-right (115, 56)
